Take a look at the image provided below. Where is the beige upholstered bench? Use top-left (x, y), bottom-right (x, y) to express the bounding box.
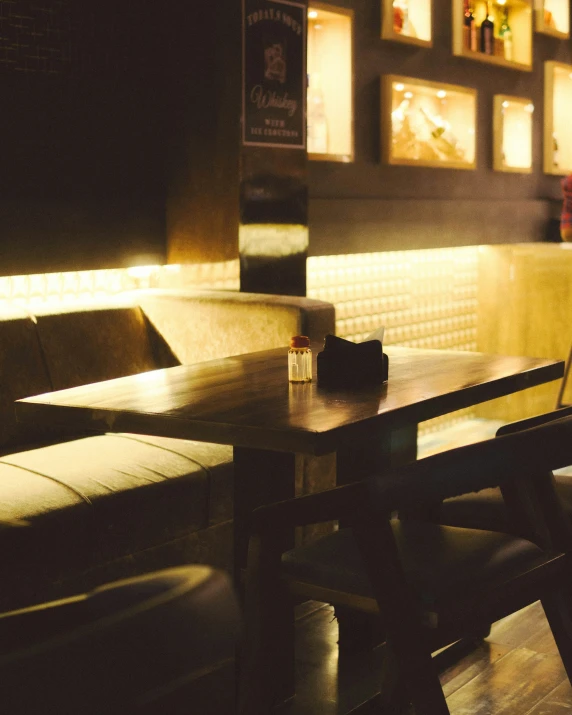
top-left (0, 289), bottom-right (334, 611)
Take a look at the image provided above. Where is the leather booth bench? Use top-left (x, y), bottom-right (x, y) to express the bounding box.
top-left (0, 289), bottom-right (335, 612)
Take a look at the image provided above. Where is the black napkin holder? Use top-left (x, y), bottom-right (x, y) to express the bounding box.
top-left (317, 334), bottom-right (389, 388)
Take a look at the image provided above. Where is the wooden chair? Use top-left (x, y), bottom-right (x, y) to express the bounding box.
top-left (0, 565), bottom-right (241, 715)
top-left (238, 415), bottom-right (572, 715)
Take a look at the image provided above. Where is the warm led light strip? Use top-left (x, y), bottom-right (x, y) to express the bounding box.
top-left (0, 261), bottom-right (240, 312)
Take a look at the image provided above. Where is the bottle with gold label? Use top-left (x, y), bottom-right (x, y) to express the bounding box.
top-left (288, 336), bottom-right (312, 383)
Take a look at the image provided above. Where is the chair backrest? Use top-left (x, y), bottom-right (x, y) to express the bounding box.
top-left (369, 414), bottom-right (572, 519)
top-left (555, 343), bottom-right (572, 409)
top-left (496, 405), bottom-right (572, 437)
top-left (0, 566), bottom-right (241, 715)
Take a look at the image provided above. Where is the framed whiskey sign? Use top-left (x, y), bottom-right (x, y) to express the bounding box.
top-left (242, 0), bottom-right (306, 149)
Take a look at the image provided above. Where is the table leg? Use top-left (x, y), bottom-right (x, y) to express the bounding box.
top-left (233, 447), bottom-right (297, 577)
top-left (336, 423), bottom-right (418, 486)
top-left (335, 423), bottom-right (418, 652)
top-left (233, 447), bottom-right (297, 707)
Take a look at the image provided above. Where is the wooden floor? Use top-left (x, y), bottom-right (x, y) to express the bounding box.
top-left (285, 600), bottom-right (572, 715)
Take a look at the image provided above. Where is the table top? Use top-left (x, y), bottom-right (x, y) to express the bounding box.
top-left (16, 347), bottom-right (564, 456)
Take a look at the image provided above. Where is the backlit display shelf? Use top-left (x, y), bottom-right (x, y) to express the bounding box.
top-left (307, 3), bottom-right (354, 162)
top-left (453, 0), bottom-right (533, 71)
top-left (535, 0), bottom-right (570, 37)
top-left (493, 95), bottom-right (534, 173)
top-left (544, 61), bottom-right (572, 175)
top-left (382, 75), bottom-right (477, 170)
top-left (381, 0), bottom-right (433, 46)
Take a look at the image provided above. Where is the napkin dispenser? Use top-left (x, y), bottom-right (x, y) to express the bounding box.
top-left (317, 334), bottom-right (389, 388)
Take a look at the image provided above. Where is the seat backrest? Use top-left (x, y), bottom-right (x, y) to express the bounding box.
top-left (496, 405), bottom-right (572, 437)
top-left (0, 566), bottom-right (240, 715)
top-left (137, 289), bottom-right (335, 365)
top-left (369, 414), bottom-right (572, 517)
top-left (0, 312), bottom-right (53, 451)
top-left (33, 304), bottom-right (179, 391)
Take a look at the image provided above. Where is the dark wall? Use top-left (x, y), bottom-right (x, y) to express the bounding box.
top-left (308, 0), bottom-right (572, 255)
top-left (166, 0), bottom-right (242, 266)
top-left (2, 0), bottom-right (569, 276)
top-left (0, 0), bottom-right (167, 275)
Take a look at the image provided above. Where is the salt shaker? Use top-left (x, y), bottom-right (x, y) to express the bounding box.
top-left (288, 336), bottom-right (312, 383)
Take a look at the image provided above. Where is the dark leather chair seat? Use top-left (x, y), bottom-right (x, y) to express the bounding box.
top-left (282, 520), bottom-right (548, 616)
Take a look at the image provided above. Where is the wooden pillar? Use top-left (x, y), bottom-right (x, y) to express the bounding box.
top-left (167, 0), bottom-right (308, 297)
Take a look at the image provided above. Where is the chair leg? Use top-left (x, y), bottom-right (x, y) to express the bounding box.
top-left (377, 641), bottom-right (409, 712)
top-left (388, 635), bottom-right (450, 715)
top-left (542, 591), bottom-right (572, 685)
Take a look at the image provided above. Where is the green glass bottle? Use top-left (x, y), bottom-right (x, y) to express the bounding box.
top-left (499, 8), bottom-right (513, 61)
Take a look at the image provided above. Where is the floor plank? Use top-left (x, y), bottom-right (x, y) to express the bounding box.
top-left (445, 647), bottom-right (567, 715)
top-left (527, 679), bottom-right (572, 714)
top-left (284, 599), bottom-right (572, 715)
top-left (487, 601), bottom-right (549, 649)
top-left (285, 604), bottom-right (386, 715)
top-left (440, 640), bottom-right (512, 699)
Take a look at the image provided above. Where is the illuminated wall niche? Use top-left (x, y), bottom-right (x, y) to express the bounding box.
top-left (544, 61), bottom-right (572, 175)
top-left (453, 0), bottom-right (533, 70)
top-left (382, 75), bottom-right (477, 169)
top-left (307, 3), bottom-right (354, 162)
top-left (535, 0), bottom-right (570, 36)
top-left (493, 95), bottom-right (534, 172)
top-left (381, 0), bottom-right (433, 46)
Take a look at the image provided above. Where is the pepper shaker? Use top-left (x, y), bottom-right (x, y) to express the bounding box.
top-left (288, 336), bottom-right (312, 383)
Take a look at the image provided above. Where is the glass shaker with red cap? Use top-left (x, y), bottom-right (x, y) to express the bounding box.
top-left (288, 336), bottom-right (312, 383)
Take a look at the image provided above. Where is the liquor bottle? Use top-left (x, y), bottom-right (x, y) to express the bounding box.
top-left (480, 1), bottom-right (494, 55)
top-left (499, 8), bottom-right (513, 61)
top-left (464, 0), bottom-right (477, 50)
top-left (418, 106), bottom-right (465, 161)
top-left (307, 73), bottom-right (329, 154)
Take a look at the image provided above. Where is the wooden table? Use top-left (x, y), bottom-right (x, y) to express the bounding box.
top-left (15, 345), bottom-right (564, 703)
top-left (16, 345), bottom-right (564, 558)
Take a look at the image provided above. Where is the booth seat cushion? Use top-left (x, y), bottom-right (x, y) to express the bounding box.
top-left (0, 434), bottom-right (233, 585)
top-left (114, 433), bottom-right (234, 525)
